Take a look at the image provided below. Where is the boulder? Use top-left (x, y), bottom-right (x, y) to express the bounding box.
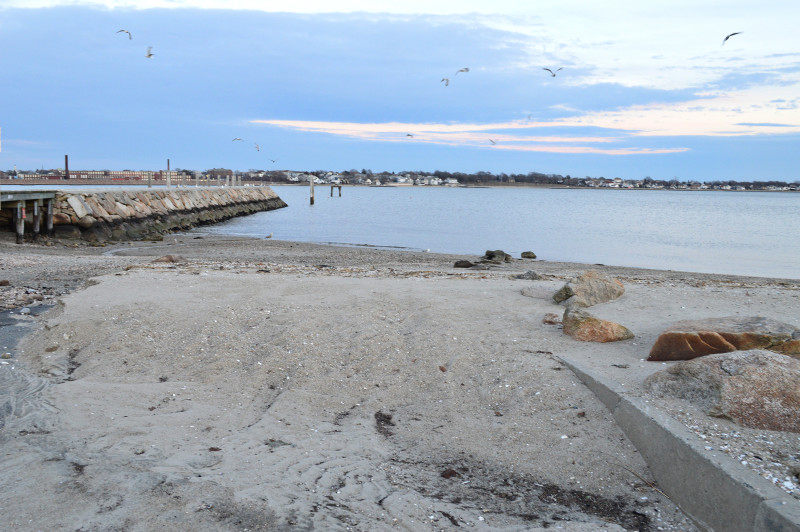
top-left (453, 260), bottom-right (475, 268)
top-left (645, 349), bottom-right (800, 432)
top-left (562, 307), bottom-right (633, 343)
top-left (76, 215), bottom-right (97, 229)
top-left (482, 250), bottom-right (511, 263)
top-left (66, 196), bottom-right (89, 219)
top-left (521, 251), bottom-right (537, 259)
top-left (648, 316), bottom-right (800, 361)
top-left (553, 270), bottom-right (625, 308)
top-left (52, 213), bottom-right (72, 225)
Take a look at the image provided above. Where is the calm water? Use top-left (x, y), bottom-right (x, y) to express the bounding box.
top-left (4, 183), bottom-right (798, 279)
top-left (193, 185), bottom-right (799, 280)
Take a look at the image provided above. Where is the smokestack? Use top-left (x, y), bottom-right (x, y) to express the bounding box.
top-left (64, 154), bottom-right (70, 180)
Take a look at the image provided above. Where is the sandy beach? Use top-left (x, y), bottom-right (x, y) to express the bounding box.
top-left (1, 234), bottom-right (799, 531)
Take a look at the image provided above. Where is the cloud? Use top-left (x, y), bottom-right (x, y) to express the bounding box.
top-left (251, 118), bottom-right (688, 155)
top-left (549, 85), bottom-right (800, 137)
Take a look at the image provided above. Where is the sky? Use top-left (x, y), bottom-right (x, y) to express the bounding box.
top-left (1, 1), bottom-right (799, 182)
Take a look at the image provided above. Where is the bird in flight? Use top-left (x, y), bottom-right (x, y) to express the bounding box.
top-left (116, 29), bottom-right (132, 40)
top-left (232, 137), bottom-right (243, 141)
top-left (145, 46), bottom-right (154, 58)
top-left (455, 67), bottom-right (469, 75)
top-left (722, 32), bottom-right (742, 45)
top-left (543, 67), bottom-right (562, 77)
top-left (406, 133), bottom-right (414, 138)
top-left (269, 159), bottom-right (277, 163)
top-left (489, 138), bottom-right (497, 145)
top-left (441, 77), bottom-right (450, 86)
top-left (254, 143), bottom-right (260, 151)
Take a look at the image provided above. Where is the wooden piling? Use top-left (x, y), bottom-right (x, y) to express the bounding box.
top-left (46, 199), bottom-right (54, 236)
top-left (15, 201), bottom-right (24, 244)
top-left (32, 200), bottom-right (41, 240)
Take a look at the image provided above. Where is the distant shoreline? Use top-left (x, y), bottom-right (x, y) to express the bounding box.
top-left (2, 179), bottom-right (798, 192)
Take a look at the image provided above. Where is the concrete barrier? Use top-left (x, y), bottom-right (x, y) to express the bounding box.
top-left (561, 357), bottom-right (800, 532)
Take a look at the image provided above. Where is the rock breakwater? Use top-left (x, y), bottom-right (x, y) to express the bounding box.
top-left (49, 187), bottom-right (286, 242)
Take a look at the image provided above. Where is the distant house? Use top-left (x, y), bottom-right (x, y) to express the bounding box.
top-left (207, 168), bottom-right (233, 179)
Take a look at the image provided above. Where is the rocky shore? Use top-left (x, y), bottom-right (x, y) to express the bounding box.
top-left (1, 234), bottom-right (798, 530)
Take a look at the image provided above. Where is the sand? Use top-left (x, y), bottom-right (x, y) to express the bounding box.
top-left (1, 234), bottom-right (799, 531)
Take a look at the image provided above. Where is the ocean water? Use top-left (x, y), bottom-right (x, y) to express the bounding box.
top-left (3, 183), bottom-right (797, 279)
top-left (193, 185), bottom-right (800, 280)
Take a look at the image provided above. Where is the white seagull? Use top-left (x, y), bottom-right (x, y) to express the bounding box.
top-left (441, 77), bottom-right (450, 86)
top-left (489, 138), bottom-right (497, 145)
top-left (455, 67), bottom-right (469, 75)
top-left (254, 143), bottom-right (260, 151)
top-left (145, 46), bottom-right (154, 58)
top-left (722, 32), bottom-right (742, 45)
top-left (543, 67), bottom-right (562, 77)
top-left (232, 137), bottom-right (243, 141)
top-left (116, 29), bottom-right (132, 40)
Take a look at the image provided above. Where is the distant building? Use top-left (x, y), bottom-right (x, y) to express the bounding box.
top-left (207, 168), bottom-right (233, 179)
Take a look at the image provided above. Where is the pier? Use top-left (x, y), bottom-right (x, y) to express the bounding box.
top-left (0, 190), bottom-right (58, 243)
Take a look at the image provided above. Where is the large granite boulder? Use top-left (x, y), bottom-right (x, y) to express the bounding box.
top-left (482, 250), bottom-right (512, 263)
top-left (648, 316), bottom-right (800, 361)
top-left (553, 271), bottom-right (625, 308)
top-left (645, 349), bottom-right (800, 432)
top-left (563, 307), bottom-right (634, 343)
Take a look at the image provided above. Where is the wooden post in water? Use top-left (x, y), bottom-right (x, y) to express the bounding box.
top-left (310, 176), bottom-right (315, 205)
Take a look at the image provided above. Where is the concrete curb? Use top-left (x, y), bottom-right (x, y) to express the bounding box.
top-left (560, 357), bottom-right (800, 532)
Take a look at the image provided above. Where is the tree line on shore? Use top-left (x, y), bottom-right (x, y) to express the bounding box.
top-left (3, 167), bottom-right (798, 191)
top-left (259, 169), bottom-right (799, 190)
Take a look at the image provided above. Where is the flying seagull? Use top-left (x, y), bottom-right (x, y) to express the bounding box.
top-left (145, 46), bottom-right (154, 58)
top-left (116, 29), bottom-right (132, 40)
top-left (254, 143), bottom-right (260, 151)
top-left (489, 138), bottom-right (497, 145)
top-left (406, 133), bottom-right (414, 138)
top-left (232, 137), bottom-right (243, 142)
top-left (269, 159), bottom-right (277, 163)
top-left (441, 77), bottom-right (450, 86)
top-left (722, 32), bottom-right (742, 45)
top-left (543, 67), bottom-right (562, 77)
top-left (455, 67), bottom-right (469, 75)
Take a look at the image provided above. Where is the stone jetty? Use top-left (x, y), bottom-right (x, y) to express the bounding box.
top-left (2, 187), bottom-right (287, 242)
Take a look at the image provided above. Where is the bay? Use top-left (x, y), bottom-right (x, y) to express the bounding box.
top-left (3, 183), bottom-right (797, 279)
top-left (197, 185), bottom-right (800, 280)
